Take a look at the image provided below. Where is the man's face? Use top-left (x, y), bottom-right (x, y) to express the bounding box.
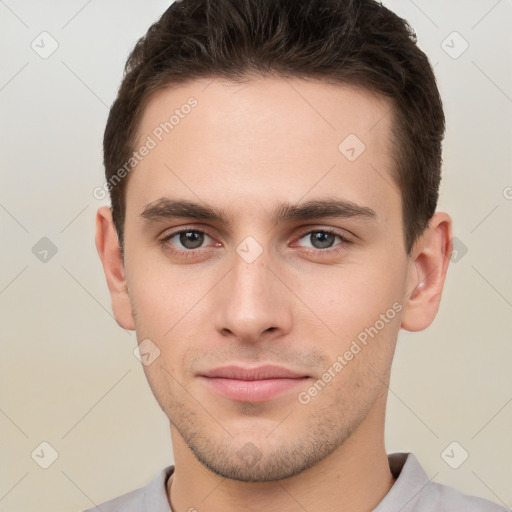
top-left (121, 78), bottom-right (410, 480)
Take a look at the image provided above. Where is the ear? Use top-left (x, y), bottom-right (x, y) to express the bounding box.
top-left (401, 212), bottom-right (452, 332)
top-left (95, 206), bottom-right (135, 330)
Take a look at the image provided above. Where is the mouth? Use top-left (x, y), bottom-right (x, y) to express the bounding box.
top-left (198, 365), bottom-right (310, 403)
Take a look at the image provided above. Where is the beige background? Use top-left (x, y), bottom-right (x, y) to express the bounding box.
top-left (1, 1), bottom-right (511, 510)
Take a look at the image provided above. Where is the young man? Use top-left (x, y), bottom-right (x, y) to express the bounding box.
top-left (91, 0), bottom-right (508, 511)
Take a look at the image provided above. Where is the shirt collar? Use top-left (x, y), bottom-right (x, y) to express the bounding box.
top-left (144, 452), bottom-right (430, 512)
top-left (373, 452), bottom-right (434, 512)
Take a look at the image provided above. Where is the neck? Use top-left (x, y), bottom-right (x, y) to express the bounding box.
top-left (167, 397), bottom-right (395, 512)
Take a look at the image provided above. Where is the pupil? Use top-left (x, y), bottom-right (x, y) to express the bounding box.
top-left (312, 231), bottom-right (334, 249)
top-left (180, 231), bottom-right (203, 249)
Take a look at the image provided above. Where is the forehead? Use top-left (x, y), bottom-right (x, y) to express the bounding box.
top-left (126, 77), bottom-right (398, 224)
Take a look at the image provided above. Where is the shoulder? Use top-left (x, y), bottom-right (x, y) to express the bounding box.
top-left (385, 452), bottom-right (510, 512)
top-left (81, 465), bottom-right (174, 512)
top-left (82, 485), bottom-right (145, 512)
top-left (418, 480), bottom-right (510, 512)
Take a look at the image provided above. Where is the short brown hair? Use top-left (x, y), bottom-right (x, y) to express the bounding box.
top-left (103, 0), bottom-right (445, 253)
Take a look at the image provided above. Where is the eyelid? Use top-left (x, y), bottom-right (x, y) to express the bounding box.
top-left (291, 226), bottom-right (353, 253)
top-left (159, 226), bottom-right (218, 247)
top-left (293, 225), bottom-right (353, 242)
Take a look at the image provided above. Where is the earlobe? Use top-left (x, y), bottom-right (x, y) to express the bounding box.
top-left (95, 206), bottom-right (136, 331)
top-left (401, 212), bottom-right (452, 332)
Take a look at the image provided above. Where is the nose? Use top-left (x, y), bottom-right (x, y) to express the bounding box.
top-left (213, 247), bottom-right (293, 344)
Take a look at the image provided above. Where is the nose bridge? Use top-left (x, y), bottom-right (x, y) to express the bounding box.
top-left (214, 244), bottom-right (291, 341)
top-left (231, 252), bottom-right (271, 305)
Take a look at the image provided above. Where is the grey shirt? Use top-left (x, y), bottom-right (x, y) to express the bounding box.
top-left (83, 452), bottom-right (509, 511)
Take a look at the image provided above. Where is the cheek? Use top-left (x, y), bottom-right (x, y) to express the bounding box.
top-left (125, 253), bottom-right (211, 376)
top-left (125, 247), bottom-right (202, 332)
top-left (293, 249), bottom-right (406, 397)
top-left (302, 281), bottom-right (402, 412)
top-left (296, 250), bottom-right (407, 337)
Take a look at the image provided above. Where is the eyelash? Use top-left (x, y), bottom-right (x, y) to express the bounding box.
top-left (159, 226), bottom-right (352, 257)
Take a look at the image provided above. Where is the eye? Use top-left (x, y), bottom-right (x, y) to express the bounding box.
top-left (160, 229), bottom-right (215, 252)
top-left (295, 229), bottom-right (350, 250)
top-left (159, 227), bottom-right (351, 258)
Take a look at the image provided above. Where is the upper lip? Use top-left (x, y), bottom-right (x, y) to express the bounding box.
top-left (200, 365), bottom-right (307, 380)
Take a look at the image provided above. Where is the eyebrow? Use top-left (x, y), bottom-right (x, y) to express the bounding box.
top-left (140, 197), bottom-right (377, 225)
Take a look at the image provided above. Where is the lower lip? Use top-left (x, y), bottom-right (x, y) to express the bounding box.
top-left (201, 376), bottom-right (308, 402)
